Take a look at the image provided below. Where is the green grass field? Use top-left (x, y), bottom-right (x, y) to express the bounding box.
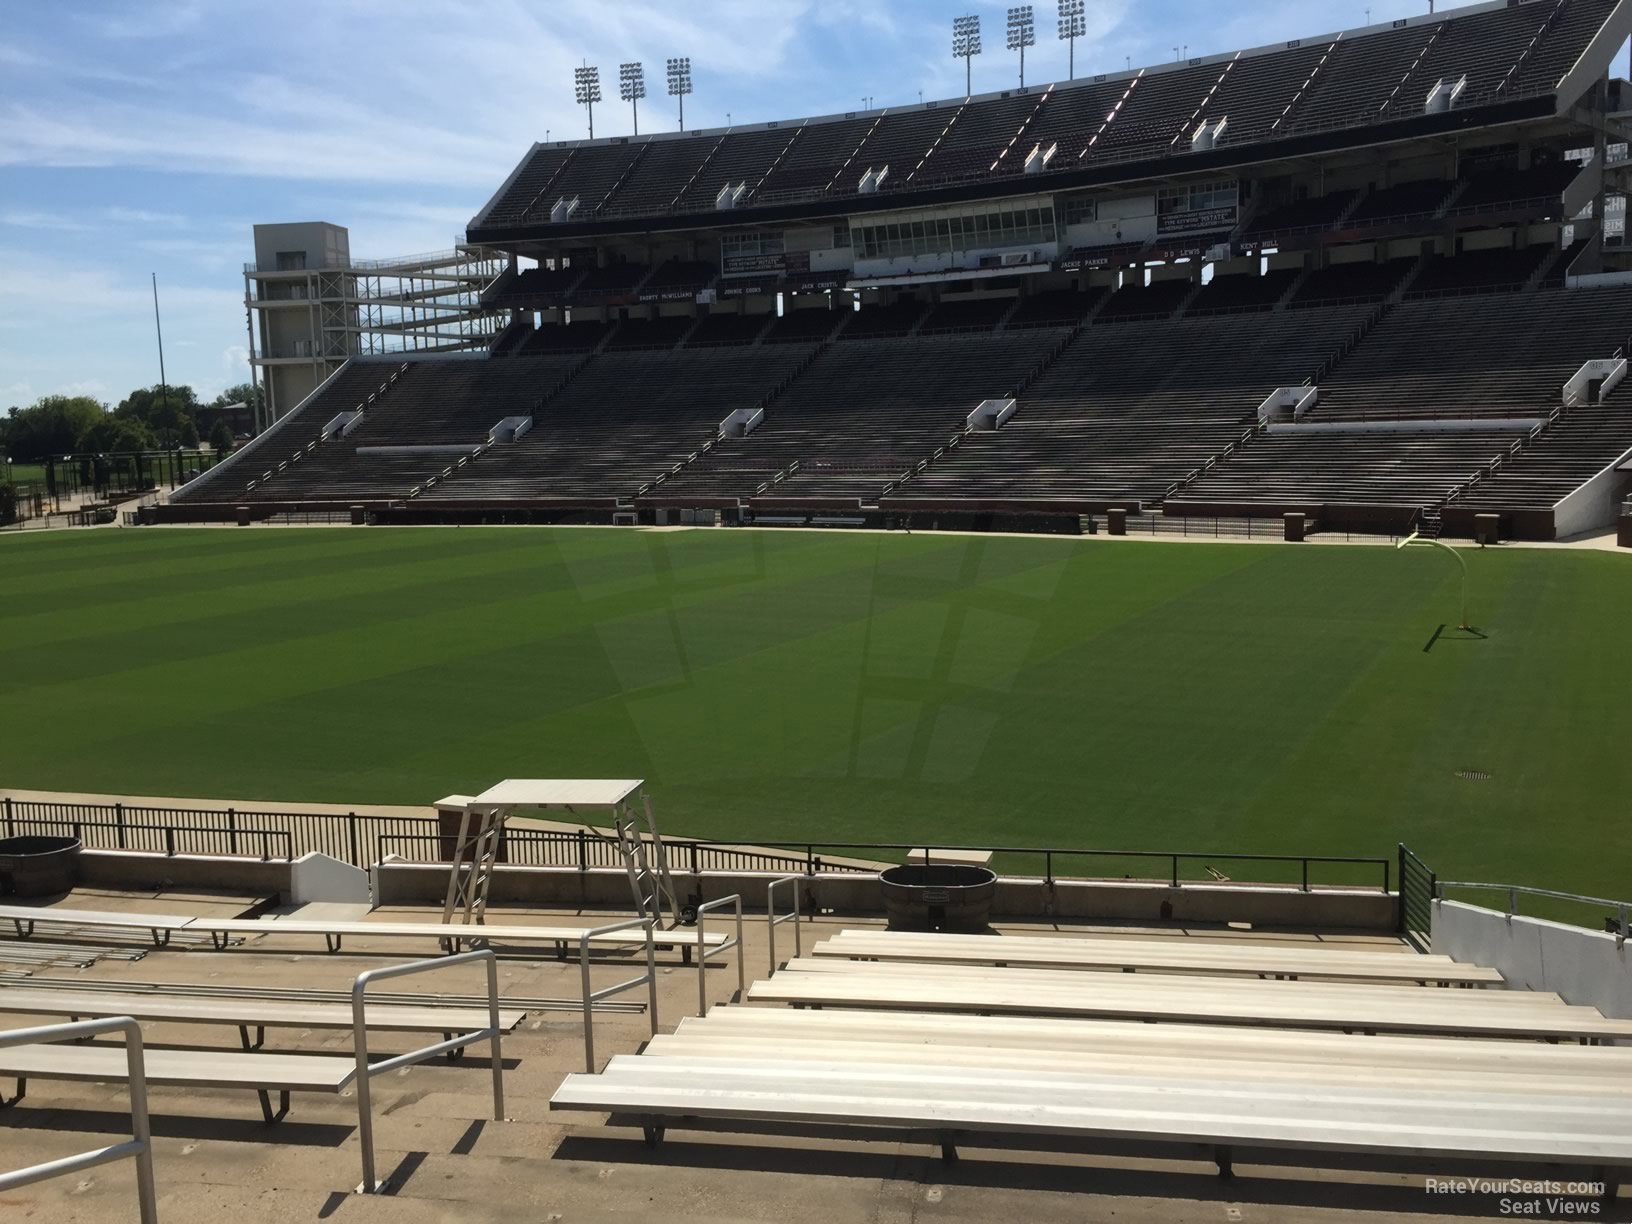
top-left (1, 527), bottom-right (1626, 896)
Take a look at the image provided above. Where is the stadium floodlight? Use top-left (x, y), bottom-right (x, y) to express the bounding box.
top-left (1058, 0), bottom-right (1086, 80)
top-left (574, 63), bottom-right (602, 138)
top-left (952, 14), bottom-right (982, 96)
top-left (667, 56), bottom-right (693, 131)
top-left (1396, 532), bottom-right (1473, 630)
top-left (619, 62), bottom-right (646, 135)
top-left (1008, 5), bottom-right (1036, 87)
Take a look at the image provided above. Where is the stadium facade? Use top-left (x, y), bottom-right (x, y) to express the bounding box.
top-left (164, 0), bottom-right (1632, 542)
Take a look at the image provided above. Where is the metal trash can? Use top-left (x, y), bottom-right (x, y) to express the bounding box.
top-left (878, 863), bottom-right (996, 932)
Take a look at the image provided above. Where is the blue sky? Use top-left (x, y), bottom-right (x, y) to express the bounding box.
top-left (0, 0), bottom-right (1523, 407)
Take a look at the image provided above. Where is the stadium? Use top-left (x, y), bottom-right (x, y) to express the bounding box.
top-left (3, 1), bottom-right (1632, 1221)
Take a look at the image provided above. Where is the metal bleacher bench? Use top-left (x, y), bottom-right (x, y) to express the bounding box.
top-left (0, 986), bottom-right (524, 1051)
top-left (551, 1004), bottom-right (1632, 1195)
top-left (750, 957), bottom-right (1632, 1043)
top-left (0, 904), bottom-right (726, 959)
top-left (0, 1042), bottom-right (355, 1124)
top-left (813, 929), bottom-right (1507, 986)
top-left (0, 950), bottom-right (509, 1196)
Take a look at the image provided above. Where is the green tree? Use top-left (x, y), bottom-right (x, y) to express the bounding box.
top-left (0, 481), bottom-right (16, 526)
top-left (81, 415), bottom-right (157, 455)
top-left (180, 418), bottom-right (200, 448)
top-left (208, 419), bottom-right (235, 453)
top-left (117, 384), bottom-right (201, 445)
top-left (213, 382), bottom-right (263, 415)
top-left (2, 395), bottom-right (107, 460)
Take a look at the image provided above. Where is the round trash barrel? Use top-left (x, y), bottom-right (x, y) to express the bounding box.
top-left (878, 863), bottom-right (997, 932)
top-left (0, 836), bottom-right (82, 898)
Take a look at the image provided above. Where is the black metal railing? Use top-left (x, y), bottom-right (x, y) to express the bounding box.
top-left (1398, 842), bottom-right (1437, 951)
top-left (2, 798), bottom-right (427, 867)
top-left (2, 797), bottom-right (1392, 892)
top-left (2, 816), bottom-right (292, 862)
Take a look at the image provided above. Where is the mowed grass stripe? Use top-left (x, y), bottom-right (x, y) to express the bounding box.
top-left (1, 528), bottom-right (1627, 898)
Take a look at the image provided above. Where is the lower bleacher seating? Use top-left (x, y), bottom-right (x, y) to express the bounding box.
top-left (431, 344), bottom-right (820, 500)
top-left (1177, 426), bottom-right (1531, 512)
top-left (660, 331), bottom-right (1066, 502)
top-left (902, 307), bottom-right (1369, 507)
top-left (1310, 288), bottom-right (1632, 420)
top-left (179, 274), bottom-right (1632, 529)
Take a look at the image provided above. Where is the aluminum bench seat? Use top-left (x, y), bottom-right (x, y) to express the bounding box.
top-left (690, 1004), bottom-right (1632, 1075)
top-left (0, 987), bottom-right (524, 1048)
top-left (552, 1054), bottom-right (1632, 1179)
top-left (0, 1042), bottom-right (355, 1122)
top-left (814, 930), bottom-right (1505, 985)
top-left (747, 962), bottom-right (1632, 1041)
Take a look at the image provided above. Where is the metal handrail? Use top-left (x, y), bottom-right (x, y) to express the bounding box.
top-left (352, 950), bottom-right (504, 1195)
top-left (766, 876), bottom-right (803, 975)
top-left (577, 918), bottom-right (659, 1073)
top-left (1435, 881), bottom-right (1629, 946)
top-left (4, 816), bottom-right (293, 861)
top-left (0, 1017), bottom-right (158, 1223)
top-left (693, 894), bottom-right (745, 1017)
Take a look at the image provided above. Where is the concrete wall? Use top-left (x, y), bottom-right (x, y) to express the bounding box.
top-left (290, 852), bottom-right (370, 905)
top-left (1432, 899), bottom-right (1632, 1019)
top-left (374, 864), bottom-right (1397, 931)
top-left (78, 849), bottom-right (292, 897)
top-left (1553, 442), bottom-right (1632, 539)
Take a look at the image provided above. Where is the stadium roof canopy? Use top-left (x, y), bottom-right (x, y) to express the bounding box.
top-left (468, 0), bottom-right (1632, 247)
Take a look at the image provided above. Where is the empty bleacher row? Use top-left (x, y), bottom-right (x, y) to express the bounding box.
top-left (471, 0), bottom-right (1618, 232)
top-left (430, 344), bottom-right (820, 501)
top-left (1309, 288), bottom-right (1632, 421)
top-left (901, 306), bottom-right (1372, 507)
top-left (553, 928), bottom-right (1632, 1186)
top-left (660, 330), bottom-right (1068, 503)
top-left (181, 269), bottom-right (1631, 531)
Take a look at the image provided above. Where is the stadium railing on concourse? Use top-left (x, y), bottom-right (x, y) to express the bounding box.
top-left (1435, 879), bottom-right (1630, 945)
top-left (1, 815), bottom-right (293, 862)
top-left (2, 798), bottom-right (1393, 892)
top-left (1397, 843), bottom-right (1437, 951)
top-left (2, 798), bottom-right (422, 866)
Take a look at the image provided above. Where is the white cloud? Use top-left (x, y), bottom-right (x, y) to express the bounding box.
top-left (0, 210), bottom-right (91, 231)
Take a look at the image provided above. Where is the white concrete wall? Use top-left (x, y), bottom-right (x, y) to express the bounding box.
top-left (1432, 899), bottom-right (1632, 1020)
top-left (1553, 441), bottom-right (1632, 538)
top-left (290, 851), bottom-right (371, 906)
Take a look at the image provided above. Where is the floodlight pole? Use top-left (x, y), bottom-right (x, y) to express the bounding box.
top-left (1396, 532), bottom-right (1472, 631)
top-left (1059, 0), bottom-right (1085, 80)
top-left (151, 273), bottom-right (172, 441)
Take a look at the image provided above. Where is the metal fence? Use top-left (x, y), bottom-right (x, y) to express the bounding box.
top-left (2, 798), bottom-right (430, 866)
top-left (3, 797), bottom-right (1393, 892)
top-left (1398, 843), bottom-right (1437, 951)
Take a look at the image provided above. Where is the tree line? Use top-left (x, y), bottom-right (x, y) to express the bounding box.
top-left (1, 383), bottom-right (263, 467)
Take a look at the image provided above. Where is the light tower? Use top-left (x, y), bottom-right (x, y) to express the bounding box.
top-left (574, 63), bottom-right (602, 139)
top-left (619, 62), bottom-right (646, 135)
top-left (952, 15), bottom-right (982, 96)
top-left (1008, 6), bottom-right (1036, 87)
top-left (667, 57), bottom-right (693, 131)
top-left (1058, 0), bottom-right (1085, 80)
